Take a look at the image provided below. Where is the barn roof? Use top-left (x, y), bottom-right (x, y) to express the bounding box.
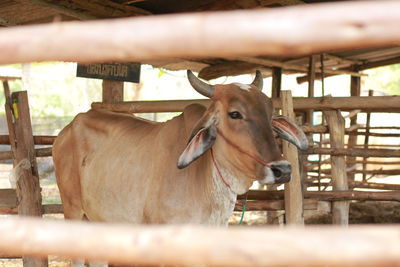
top-left (1, 0), bottom-right (399, 79)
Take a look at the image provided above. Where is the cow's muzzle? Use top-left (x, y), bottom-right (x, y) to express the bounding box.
top-left (260, 160), bottom-right (291, 184)
top-left (270, 160), bottom-right (291, 183)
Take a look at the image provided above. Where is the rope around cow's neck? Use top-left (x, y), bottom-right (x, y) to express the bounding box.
top-left (211, 147), bottom-right (247, 225)
top-left (210, 128), bottom-right (272, 225)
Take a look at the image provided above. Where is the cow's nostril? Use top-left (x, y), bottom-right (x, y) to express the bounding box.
top-left (271, 167), bottom-right (282, 178)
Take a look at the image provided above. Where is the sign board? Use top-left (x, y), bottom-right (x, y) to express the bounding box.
top-left (77, 63), bottom-right (140, 83)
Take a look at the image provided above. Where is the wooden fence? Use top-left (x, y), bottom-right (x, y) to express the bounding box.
top-left (0, 217), bottom-right (400, 266)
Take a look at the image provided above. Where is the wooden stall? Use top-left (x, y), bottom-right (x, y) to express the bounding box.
top-left (0, 0), bottom-right (400, 266)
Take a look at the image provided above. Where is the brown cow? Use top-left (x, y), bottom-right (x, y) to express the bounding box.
top-left (53, 70), bottom-right (307, 226)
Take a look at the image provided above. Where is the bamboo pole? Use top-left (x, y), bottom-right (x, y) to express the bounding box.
top-left (0, 217), bottom-right (400, 266)
top-left (91, 96), bottom-right (400, 113)
top-left (0, 1), bottom-right (400, 64)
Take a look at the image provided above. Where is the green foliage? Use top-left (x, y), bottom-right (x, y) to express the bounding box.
top-left (364, 64), bottom-right (400, 95)
top-left (1, 62), bottom-right (102, 117)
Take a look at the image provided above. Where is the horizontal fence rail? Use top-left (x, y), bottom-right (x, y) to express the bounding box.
top-left (0, 217), bottom-right (399, 266)
top-left (91, 96), bottom-right (400, 113)
top-left (0, 1), bottom-right (400, 64)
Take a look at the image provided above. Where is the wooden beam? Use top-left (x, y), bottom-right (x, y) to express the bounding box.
top-left (358, 56), bottom-right (400, 70)
top-left (0, 18), bottom-right (17, 26)
top-left (260, 0), bottom-right (305, 6)
top-left (323, 53), bottom-right (363, 65)
top-left (118, 0), bottom-right (147, 4)
top-left (29, 0), bottom-right (97, 20)
top-left (1, 1), bottom-right (400, 64)
top-left (281, 91), bottom-right (304, 225)
top-left (0, 76), bottom-right (22, 81)
top-left (0, 135), bottom-right (55, 145)
top-left (1, 217), bottom-right (400, 266)
top-left (239, 190), bottom-right (400, 202)
top-left (308, 168), bottom-right (400, 176)
top-left (306, 55), bottom-right (317, 123)
top-left (306, 181), bottom-right (400, 191)
top-left (30, 0), bottom-right (150, 19)
top-left (305, 147), bottom-right (400, 157)
top-left (236, 199), bottom-right (320, 212)
top-left (198, 61), bottom-right (263, 80)
top-left (91, 96), bottom-right (400, 113)
top-left (0, 147), bottom-right (52, 161)
top-left (232, 56), bottom-right (364, 77)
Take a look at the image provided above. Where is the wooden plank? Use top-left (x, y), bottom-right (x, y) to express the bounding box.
top-left (324, 110), bottom-right (349, 225)
top-left (91, 96), bottom-right (400, 113)
top-left (1, 2), bottom-right (400, 64)
top-left (6, 91), bottom-right (48, 267)
top-left (1, 217), bottom-right (400, 266)
top-left (281, 91), bottom-right (304, 225)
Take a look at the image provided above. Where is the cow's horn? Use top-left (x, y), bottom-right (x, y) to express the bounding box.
top-left (251, 70), bottom-right (263, 90)
top-left (187, 70), bottom-right (214, 98)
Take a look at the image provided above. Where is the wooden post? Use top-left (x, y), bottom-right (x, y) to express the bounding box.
top-left (268, 66), bottom-right (283, 224)
top-left (102, 80), bottom-right (124, 103)
top-left (271, 67), bottom-right (282, 98)
top-left (281, 90), bottom-right (304, 225)
top-left (347, 67), bottom-right (361, 182)
top-left (324, 110), bottom-right (349, 225)
top-left (363, 90), bottom-right (374, 181)
top-left (4, 90), bottom-right (48, 267)
top-left (306, 55), bottom-right (317, 124)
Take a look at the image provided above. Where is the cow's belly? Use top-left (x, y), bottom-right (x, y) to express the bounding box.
top-left (79, 154), bottom-right (152, 223)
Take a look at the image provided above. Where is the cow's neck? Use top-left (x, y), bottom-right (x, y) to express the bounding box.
top-left (206, 163), bottom-right (237, 226)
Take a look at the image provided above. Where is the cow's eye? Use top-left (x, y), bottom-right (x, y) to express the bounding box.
top-left (228, 111), bottom-right (243, 119)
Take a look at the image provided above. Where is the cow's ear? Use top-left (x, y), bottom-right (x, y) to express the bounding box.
top-left (177, 124), bottom-right (217, 169)
top-left (272, 115), bottom-right (308, 151)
